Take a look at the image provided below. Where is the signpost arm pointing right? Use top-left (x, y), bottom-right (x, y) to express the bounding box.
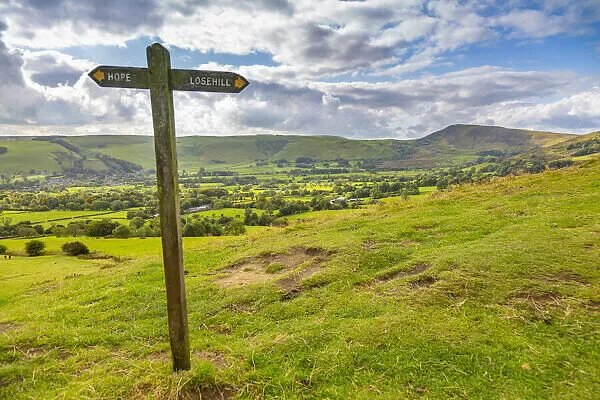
top-left (146, 43), bottom-right (191, 371)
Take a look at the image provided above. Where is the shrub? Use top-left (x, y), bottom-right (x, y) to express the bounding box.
top-left (547, 159), bottom-right (574, 169)
top-left (61, 241), bottom-right (90, 256)
top-left (16, 226), bottom-right (39, 238)
top-left (224, 220), bottom-right (246, 236)
top-left (25, 240), bottom-right (45, 256)
top-left (85, 219), bottom-right (119, 237)
top-left (0, 244), bottom-right (7, 254)
top-left (112, 225), bottom-right (131, 239)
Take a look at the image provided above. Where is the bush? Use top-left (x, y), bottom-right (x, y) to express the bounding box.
top-left (112, 225), bottom-right (131, 239)
top-left (85, 219), bottom-right (119, 237)
top-left (16, 226), bottom-right (39, 238)
top-left (224, 220), bottom-right (246, 236)
top-left (25, 240), bottom-right (45, 256)
top-left (547, 159), bottom-right (574, 169)
top-left (61, 241), bottom-right (90, 256)
top-left (0, 244), bottom-right (7, 254)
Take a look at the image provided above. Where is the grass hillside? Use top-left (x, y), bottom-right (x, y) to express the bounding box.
top-left (545, 131), bottom-right (600, 159)
top-left (0, 125), bottom-right (579, 175)
top-left (418, 124), bottom-right (573, 150)
top-left (0, 157), bottom-right (598, 399)
top-left (64, 135), bottom-right (404, 170)
top-left (0, 139), bottom-right (81, 175)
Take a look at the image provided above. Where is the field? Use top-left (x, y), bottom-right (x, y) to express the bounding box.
top-left (0, 158), bottom-right (598, 399)
top-left (0, 140), bottom-right (73, 175)
top-left (2, 210), bottom-right (129, 228)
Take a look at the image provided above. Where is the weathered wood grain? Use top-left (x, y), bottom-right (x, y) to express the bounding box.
top-left (146, 43), bottom-right (191, 371)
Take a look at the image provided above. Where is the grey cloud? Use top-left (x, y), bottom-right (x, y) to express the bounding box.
top-left (0, 24), bottom-right (141, 126)
top-left (10, 0), bottom-right (163, 33)
top-left (539, 114), bottom-right (599, 131)
top-left (277, 24), bottom-right (395, 76)
top-left (24, 52), bottom-right (86, 87)
top-left (0, 22), bottom-right (25, 85)
top-left (328, 69), bottom-right (570, 111)
top-left (0, 20), bottom-right (40, 123)
top-left (172, 0), bottom-right (293, 15)
top-left (226, 67), bottom-right (585, 138)
top-left (31, 71), bottom-right (81, 87)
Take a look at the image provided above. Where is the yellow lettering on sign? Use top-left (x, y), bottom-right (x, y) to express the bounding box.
top-left (93, 70), bottom-right (105, 81)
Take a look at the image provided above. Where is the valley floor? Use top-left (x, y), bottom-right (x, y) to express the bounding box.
top-left (0, 158), bottom-right (599, 399)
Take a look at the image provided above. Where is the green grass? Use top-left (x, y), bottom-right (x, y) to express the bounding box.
top-left (2, 210), bottom-right (131, 229)
top-left (186, 208), bottom-right (256, 220)
top-left (0, 139), bottom-right (78, 175)
top-left (0, 158), bottom-right (598, 399)
top-left (1, 126), bottom-right (584, 176)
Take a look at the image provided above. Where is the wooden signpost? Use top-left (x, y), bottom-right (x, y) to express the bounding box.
top-left (89, 43), bottom-right (249, 371)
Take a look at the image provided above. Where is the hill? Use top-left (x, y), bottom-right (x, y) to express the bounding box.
top-left (0, 157), bottom-right (598, 398)
top-left (0, 125), bottom-right (579, 175)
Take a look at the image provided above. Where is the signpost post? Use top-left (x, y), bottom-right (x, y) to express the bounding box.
top-left (88, 43), bottom-right (249, 371)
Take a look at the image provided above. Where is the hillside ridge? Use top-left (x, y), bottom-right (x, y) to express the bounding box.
top-left (0, 124), bottom-right (592, 175)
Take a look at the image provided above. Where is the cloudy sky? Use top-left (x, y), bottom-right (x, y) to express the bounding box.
top-left (0, 0), bottom-right (599, 139)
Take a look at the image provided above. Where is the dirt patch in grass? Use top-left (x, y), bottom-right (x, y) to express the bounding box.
top-left (584, 300), bottom-right (600, 311)
top-left (216, 247), bottom-right (332, 288)
top-left (412, 223), bottom-right (438, 231)
top-left (546, 271), bottom-right (591, 285)
top-left (510, 291), bottom-right (563, 305)
top-left (178, 385), bottom-right (235, 400)
top-left (277, 264), bottom-right (330, 300)
top-left (144, 351), bottom-right (170, 362)
top-left (376, 263), bottom-right (431, 282)
top-left (194, 350), bottom-right (229, 369)
top-left (144, 350), bottom-right (229, 369)
top-left (0, 376), bottom-right (23, 388)
top-left (409, 275), bottom-right (438, 289)
top-left (0, 322), bottom-right (18, 333)
top-left (226, 302), bottom-right (255, 314)
top-left (12, 345), bottom-right (70, 360)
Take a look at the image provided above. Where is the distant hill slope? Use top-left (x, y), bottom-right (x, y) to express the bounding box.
top-left (0, 124), bottom-right (581, 175)
top-left (418, 124), bottom-right (573, 150)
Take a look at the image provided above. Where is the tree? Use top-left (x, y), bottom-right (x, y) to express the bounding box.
top-left (62, 241), bottom-right (90, 256)
top-left (33, 224), bottom-right (45, 235)
top-left (65, 222), bottom-right (86, 237)
top-left (85, 219), bottom-right (119, 237)
top-left (25, 240), bottom-right (45, 256)
top-left (129, 217), bottom-right (145, 230)
top-left (112, 225), bottom-right (131, 239)
top-left (90, 200), bottom-right (110, 211)
top-left (224, 220), bottom-right (246, 235)
top-left (110, 200), bottom-right (126, 211)
top-left (0, 244), bottom-right (7, 254)
top-left (135, 226), bottom-right (155, 238)
top-left (16, 226), bottom-right (38, 238)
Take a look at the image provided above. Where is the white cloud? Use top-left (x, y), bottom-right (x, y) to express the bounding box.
top-left (0, 0), bottom-right (598, 137)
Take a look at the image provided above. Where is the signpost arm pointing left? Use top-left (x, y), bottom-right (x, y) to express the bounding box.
top-left (146, 43), bottom-right (191, 371)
